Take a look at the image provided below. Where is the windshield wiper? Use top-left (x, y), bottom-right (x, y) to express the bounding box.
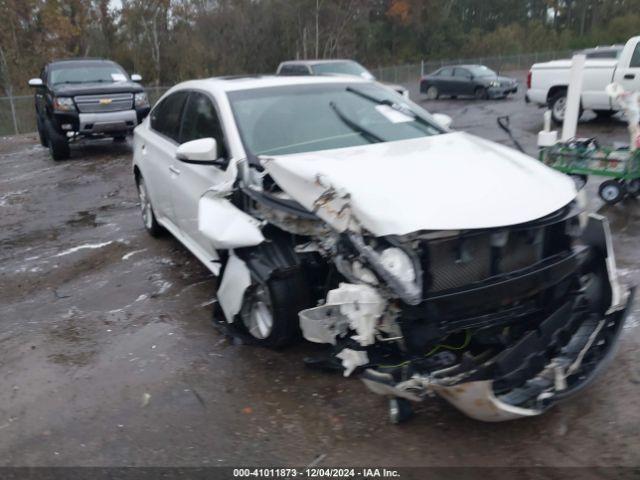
top-left (346, 86), bottom-right (441, 130)
top-left (329, 101), bottom-right (384, 143)
top-left (54, 79), bottom-right (112, 85)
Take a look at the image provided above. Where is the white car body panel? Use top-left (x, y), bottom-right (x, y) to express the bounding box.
top-left (264, 131), bottom-right (576, 236)
top-left (217, 253), bottom-right (252, 321)
top-left (527, 36), bottom-right (640, 110)
top-left (198, 193), bottom-right (264, 249)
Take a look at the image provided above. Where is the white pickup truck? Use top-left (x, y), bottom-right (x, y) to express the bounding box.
top-left (526, 35), bottom-right (640, 123)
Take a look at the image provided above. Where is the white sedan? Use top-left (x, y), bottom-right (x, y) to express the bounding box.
top-left (132, 75), bottom-right (631, 423)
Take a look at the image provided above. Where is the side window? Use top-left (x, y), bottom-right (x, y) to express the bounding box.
top-left (150, 91), bottom-right (188, 142)
top-left (279, 64), bottom-right (310, 76)
top-left (454, 68), bottom-right (470, 79)
top-left (630, 43), bottom-right (640, 68)
top-left (439, 68), bottom-right (453, 77)
top-left (179, 92), bottom-right (227, 157)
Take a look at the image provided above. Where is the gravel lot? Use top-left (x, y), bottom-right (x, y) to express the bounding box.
top-left (1, 71), bottom-right (639, 467)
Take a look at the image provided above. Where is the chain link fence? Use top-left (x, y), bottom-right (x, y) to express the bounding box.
top-left (1, 50), bottom-right (574, 136)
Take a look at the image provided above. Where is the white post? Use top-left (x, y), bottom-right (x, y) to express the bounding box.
top-left (561, 54), bottom-right (586, 141)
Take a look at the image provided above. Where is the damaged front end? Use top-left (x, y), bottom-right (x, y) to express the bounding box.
top-left (298, 207), bottom-right (633, 422)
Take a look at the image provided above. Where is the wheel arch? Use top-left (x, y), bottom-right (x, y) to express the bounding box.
top-left (547, 85), bottom-right (568, 104)
top-left (133, 165), bottom-right (142, 184)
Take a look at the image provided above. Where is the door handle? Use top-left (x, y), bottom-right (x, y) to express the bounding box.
top-left (624, 73), bottom-right (635, 80)
top-left (169, 165), bottom-right (181, 175)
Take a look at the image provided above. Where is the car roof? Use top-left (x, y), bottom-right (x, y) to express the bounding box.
top-left (279, 59), bottom-right (357, 66)
top-left (173, 74), bottom-right (370, 93)
top-left (48, 58), bottom-right (118, 68)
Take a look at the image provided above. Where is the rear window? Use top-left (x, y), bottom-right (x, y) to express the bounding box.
top-left (150, 91), bottom-right (188, 142)
top-left (278, 64), bottom-right (310, 75)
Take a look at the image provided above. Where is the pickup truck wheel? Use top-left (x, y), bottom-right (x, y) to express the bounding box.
top-left (136, 176), bottom-right (163, 237)
top-left (36, 117), bottom-right (48, 147)
top-left (474, 87), bottom-right (488, 100)
top-left (239, 266), bottom-right (309, 348)
top-left (425, 86), bottom-right (439, 100)
top-left (598, 180), bottom-right (625, 205)
top-left (549, 91), bottom-right (583, 124)
top-left (45, 120), bottom-right (70, 161)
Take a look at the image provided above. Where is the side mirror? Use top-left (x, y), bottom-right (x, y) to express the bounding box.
top-left (28, 78), bottom-right (43, 87)
top-left (131, 74), bottom-right (142, 82)
top-left (432, 113), bottom-right (453, 129)
top-left (176, 138), bottom-right (225, 166)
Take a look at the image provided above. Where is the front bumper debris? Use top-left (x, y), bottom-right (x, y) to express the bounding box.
top-left (299, 214), bottom-right (633, 422)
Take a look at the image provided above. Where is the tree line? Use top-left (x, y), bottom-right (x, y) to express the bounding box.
top-left (1, 0), bottom-right (640, 97)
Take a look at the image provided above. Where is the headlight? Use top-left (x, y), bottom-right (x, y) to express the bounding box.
top-left (134, 92), bottom-right (150, 109)
top-left (53, 97), bottom-right (75, 112)
top-left (490, 80), bottom-right (500, 88)
top-left (379, 248), bottom-right (416, 284)
top-left (347, 234), bottom-right (422, 305)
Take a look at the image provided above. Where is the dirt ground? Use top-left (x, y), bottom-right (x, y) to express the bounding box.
top-left (1, 71), bottom-right (639, 467)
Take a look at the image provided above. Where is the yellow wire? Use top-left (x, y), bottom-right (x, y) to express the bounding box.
top-left (377, 330), bottom-right (472, 369)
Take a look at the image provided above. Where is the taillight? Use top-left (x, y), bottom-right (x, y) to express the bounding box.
top-left (527, 70), bottom-right (532, 89)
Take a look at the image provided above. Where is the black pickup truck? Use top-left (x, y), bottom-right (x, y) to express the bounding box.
top-left (28, 58), bottom-right (151, 160)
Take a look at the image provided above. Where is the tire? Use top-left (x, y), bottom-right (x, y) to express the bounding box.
top-left (598, 180), bottom-right (625, 205)
top-left (45, 119), bottom-right (70, 161)
top-left (474, 87), bottom-right (488, 100)
top-left (594, 110), bottom-right (615, 118)
top-left (626, 178), bottom-right (640, 198)
top-left (549, 90), bottom-right (583, 125)
top-left (389, 398), bottom-right (414, 424)
top-left (238, 267), bottom-right (309, 348)
top-left (136, 175), bottom-right (163, 237)
top-left (425, 86), bottom-right (439, 100)
top-left (36, 117), bottom-right (48, 147)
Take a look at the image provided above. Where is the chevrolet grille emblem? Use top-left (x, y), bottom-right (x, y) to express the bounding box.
top-left (99, 98), bottom-right (113, 105)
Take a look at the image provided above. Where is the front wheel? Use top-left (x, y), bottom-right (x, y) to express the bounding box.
top-left (474, 87), bottom-right (488, 100)
top-left (136, 175), bottom-right (163, 237)
top-left (239, 269), bottom-right (308, 348)
top-left (45, 119), bottom-right (70, 161)
top-left (598, 180), bottom-right (625, 205)
top-left (36, 117), bottom-right (48, 147)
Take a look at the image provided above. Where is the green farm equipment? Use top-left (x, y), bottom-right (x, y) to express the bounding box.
top-left (539, 138), bottom-right (640, 205)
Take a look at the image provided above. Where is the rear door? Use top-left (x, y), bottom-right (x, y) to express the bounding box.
top-left (434, 68), bottom-right (454, 95)
top-left (171, 91), bottom-right (231, 262)
top-left (141, 90), bottom-right (188, 224)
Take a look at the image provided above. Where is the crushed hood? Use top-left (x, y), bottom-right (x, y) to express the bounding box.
top-left (262, 132), bottom-right (576, 236)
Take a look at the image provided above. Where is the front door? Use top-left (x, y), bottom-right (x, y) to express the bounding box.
top-left (142, 91), bottom-right (189, 223)
top-left (171, 91), bottom-right (231, 262)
